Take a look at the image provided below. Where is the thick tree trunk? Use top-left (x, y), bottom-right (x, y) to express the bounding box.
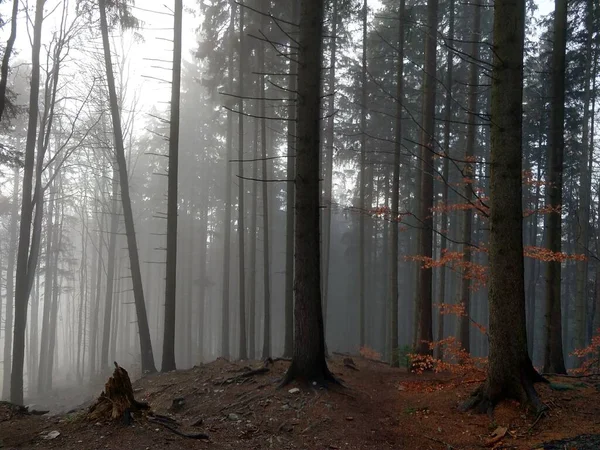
top-left (283, 0), bottom-right (299, 359)
top-left (543, 0), bottom-right (567, 375)
top-left (459, 0), bottom-right (481, 353)
top-left (10, 0), bottom-right (44, 405)
top-left (281, 0), bottom-right (334, 385)
top-left (415, 0), bottom-right (439, 358)
top-left (237, 1), bottom-right (247, 360)
top-left (162, 0), bottom-right (183, 373)
top-left (462, 0), bottom-right (545, 413)
top-left (98, 0), bottom-right (156, 374)
top-left (390, 0), bottom-right (405, 368)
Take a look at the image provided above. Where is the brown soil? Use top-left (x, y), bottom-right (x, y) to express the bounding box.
top-left (1, 356), bottom-right (599, 449)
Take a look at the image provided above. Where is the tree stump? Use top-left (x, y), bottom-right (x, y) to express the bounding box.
top-left (88, 362), bottom-right (149, 421)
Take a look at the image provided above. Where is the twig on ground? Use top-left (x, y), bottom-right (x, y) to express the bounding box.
top-left (424, 434), bottom-right (457, 449)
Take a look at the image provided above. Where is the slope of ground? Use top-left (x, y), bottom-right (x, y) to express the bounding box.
top-left (1, 356), bottom-right (599, 449)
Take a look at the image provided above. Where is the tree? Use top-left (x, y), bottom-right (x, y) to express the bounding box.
top-left (459, 0), bottom-right (482, 354)
top-left (98, 0), bottom-right (157, 374)
top-left (221, 2), bottom-right (235, 360)
top-left (10, 0), bottom-right (44, 405)
top-left (415, 0), bottom-right (439, 359)
top-left (389, 0), bottom-right (405, 368)
top-left (543, 0), bottom-right (568, 375)
top-left (162, 0), bottom-right (183, 373)
top-left (462, 0), bottom-right (545, 413)
top-left (2, 166), bottom-right (19, 399)
top-left (0, 0), bottom-right (18, 122)
top-left (281, 0), bottom-right (335, 384)
top-left (436, 0), bottom-right (455, 357)
top-left (283, 0), bottom-right (299, 359)
top-left (237, 0), bottom-right (247, 360)
top-left (574, 0), bottom-right (595, 360)
top-left (258, 0), bottom-right (272, 360)
top-left (358, 0), bottom-right (368, 349)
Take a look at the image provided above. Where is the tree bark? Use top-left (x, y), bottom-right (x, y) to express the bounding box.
top-left (459, 0), bottom-right (481, 354)
top-left (543, 0), bottom-right (567, 375)
top-left (10, 0), bottom-right (44, 405)
top-left (98, 0), bottom-right (156, 374)
top-left (0, 0), bottom-right (18, 121)
top-left (358, 0), bottom-right (368, 349)
top-left (462, 0), bottom-right (545, 413)
top-left (415, 0), bottom-right (439, 358)
top-left (281, 0), bottom-right (334, 385)
top-left (436, 0), bottom-right (454, 360)
top-left (162, 0), bottom-right (183, 373)
top-left (322, 0), bottom-right (337, 337)
top-left (237, 0), bottom-right (247, 360)
top-left (259, 0), bottom-right (271, 360)
top-left (573, 0), bottom-right (594, 358)
top-left (221, 3), bottom-right (235, 359)
top-left (390, 0), bottom-right (405, 368)
top-left (3, 166), bottom-right (19, 400)
top-left (283, 0), bottom-right (299, 359)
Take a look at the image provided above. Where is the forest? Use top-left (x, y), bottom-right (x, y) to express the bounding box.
top-left (0, 0), bottom-right (599, 448)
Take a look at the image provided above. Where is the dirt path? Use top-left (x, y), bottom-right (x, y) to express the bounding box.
top-left (1, 356), bottom-right (599, 449)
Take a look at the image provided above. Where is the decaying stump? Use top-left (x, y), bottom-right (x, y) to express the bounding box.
top-left (88, 362), bottom-right (149, 421)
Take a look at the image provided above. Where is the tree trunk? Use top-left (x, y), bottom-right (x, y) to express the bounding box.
top-left (322, 0), bottom-right (338, 336)
top-left (3, 166), bottom-right (19, 400)
top-left (462, 0), bottom-right (545, 413)
top-left (248, 98), bottom-right (259, 360)
top-left (574, 0), bottom-right (594, 357)
top-left (281, 0), bottom-right (334, 385)
top-left (221, 3), bottom-right (235, 359)
top-left (162, 0), bottom-right (183, 373)
top-left (259, 1), bottom-right (271, 360)
top-left (436, 0), bottom-right (454, 360)
top-left (543, 0), bottom-right (567, 375)
top-left (237, 0), bottom-right (247, 360)
top-left (415, 0), bottom-right (439, 358)
top-left (390, 0), bottom-right (405, 368)
top-left (459, 0), bottom-right (481, 354)
top-left (101, 166), bottom-right (119, 372)
top-left (283, 0), bottom-right (299, 359)
top-left (98, 0), bottom-right (156, 374)
top-left (46, 185), bottom-right (64, 392)
top-left (0, 0), bottom-right (18, 121)
top-left (358, 0), bottom-right (368, 349)
top-left (10, 0), bottom-right (44, 405)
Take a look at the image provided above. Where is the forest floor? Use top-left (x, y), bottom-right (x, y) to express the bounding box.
top-left (1, 355), bottom-right (600, 449)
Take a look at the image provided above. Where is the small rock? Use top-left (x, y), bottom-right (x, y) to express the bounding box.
top-left (42, 431), bottom-right (60, 440)
top-left (345, 417), bottom-right (354, 421)
top-left (281, 404), bottom-right (290, 410)
top-left (288, 388), bottom-right (300, 394)
top-left (228, 413), bottom-right (240, 421)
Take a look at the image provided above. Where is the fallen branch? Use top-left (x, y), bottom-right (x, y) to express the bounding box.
top-left (424, 434), bottom-right (457, 449)
top-left (148, 417), bottom-right (209, 440)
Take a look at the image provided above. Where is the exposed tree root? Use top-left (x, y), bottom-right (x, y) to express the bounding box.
top-left (460, 366), bottom-right (548, 416)
top-left (279, 360), bottom-right (342, 389)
